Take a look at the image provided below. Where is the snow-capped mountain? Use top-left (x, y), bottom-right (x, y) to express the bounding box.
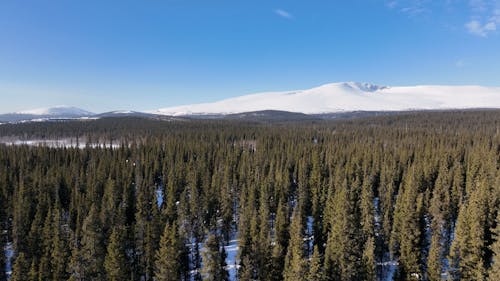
top-left (152, 82), bottom-right (500, 116)
top-left (16, 106), bottom-right (94, 116)
top-left (0, 106), bottom-right (94, 122)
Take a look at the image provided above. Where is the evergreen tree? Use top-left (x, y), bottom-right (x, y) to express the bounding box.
top-left (362, 236), bottom-right (376, 281)
top-left (283, 209), bottom-right (306, 281)
top-left (269, 198), bottom-right (289, 281)
top-left (308, 245), bottom-right (324, 281)
top-left (10, 252), bottom-right (30, 281)
top-left (154, 222), bottom-right (181, 281)
top-left (50, 208), bottom-right (69, 281)
top-left (489, 212), bottom-right (500, 281)
top-left (202, 233), bottom-right (229, 281)
top-left (391, 169), bottom-right (425, 281)
top-left (104, 226), bottom-right (130, 281)
top-left (28, 260), bottom-right (37, 281)
top-left (324, 179), bottom-right (363, 281)
top-left (449, 182), bottom-right (490, 281)
top-left (427, 225), bottom-right (444, 281)
top-left (68, 204), bottom-right (105, 281)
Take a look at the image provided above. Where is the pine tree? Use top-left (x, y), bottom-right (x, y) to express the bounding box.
top-left (202, 233), bottom-right (229, 281)
top-left (308, 245), bottom-right (324, 281)
top-left (488, 211), bottom-right (500, 281)
top-left (104, 226), bottom-right (130, 281)
top-left (37, 207), bottom-right (53, 281)
top-left (28, 260), bottom-right (37, 281)
top-left (283, 209), bottom-right (306, 281)
top-left (391, 169), bottom-right (424, 281)
top-left (269, 198), bottom-right (289, 281)
top-left (238, 256), bottom-right (254, 281)
top-left (362, 236), bottom-right (376, 281)
top-left (427, 227), bottom-right (443, 281)
top-left (10, 252), bottom-right (30, 281)
top-left (50, 208), bottom-right (69, 281)
top-left (449, 182), bottom-right (490, 281)
top-left (324, 179), bottom-right (364, 281)
top-left (0, 187), bottom-right (6, 281)
top-left (68, 204), bottom-right (105, 281)
top-left (154, 222), bottom-right (181, 281)
top-left (255, 190), bottom-right (272, 280)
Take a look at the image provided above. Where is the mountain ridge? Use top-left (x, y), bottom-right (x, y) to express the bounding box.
top-left (152, 82), bottom-right (500, 116)
top-left (3, 82), bottom-right (500, 122)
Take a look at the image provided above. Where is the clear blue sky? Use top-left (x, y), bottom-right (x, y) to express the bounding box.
top-left (1, 0), bottom-right (499, 113)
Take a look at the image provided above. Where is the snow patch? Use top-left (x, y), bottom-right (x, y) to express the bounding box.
top-left (225, 237), bottom-right (239, 281)
top-left (0, 138), bottom-right (122, 149)
top-left (4, 241), bottom-right (13, 278)
top-left (155, 186), bottom-right (164, 208)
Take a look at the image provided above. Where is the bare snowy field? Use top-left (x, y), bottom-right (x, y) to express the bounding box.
top-left (0, 137), bottom-right (121, 149)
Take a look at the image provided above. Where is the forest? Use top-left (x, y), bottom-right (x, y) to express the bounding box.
top-left (1, 110), bottom-right (500, 281)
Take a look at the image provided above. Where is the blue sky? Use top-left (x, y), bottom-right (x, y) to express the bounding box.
top-left (0, 0), bottom-right (499, 113)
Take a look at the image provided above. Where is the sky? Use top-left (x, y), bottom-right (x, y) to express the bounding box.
top-left (0, 0), bottom-right (499, 113)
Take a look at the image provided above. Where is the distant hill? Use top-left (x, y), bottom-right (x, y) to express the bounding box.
top-left (151, 82), bottom-right (500, 116)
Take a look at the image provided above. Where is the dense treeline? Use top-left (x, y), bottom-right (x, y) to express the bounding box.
top-left (0, 110), bottom-right (499, 281)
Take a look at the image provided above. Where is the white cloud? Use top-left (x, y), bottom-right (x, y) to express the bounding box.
top-left (385, 0), bottom-right (431, 17)
top-left (491, 9), bottom-right (500, 23)
top-left (466, 20), bottom-right (496, 36)
top-left (386, 1), bottom-right (398, 9)
top-left (455, 60), bottom-right (465, 67)
top-left (469, 0), bottom-right (487, 12)
top-left (384, 0), bottom-right (500, 37)
top-left (275, 9), bottom-right (293, 19)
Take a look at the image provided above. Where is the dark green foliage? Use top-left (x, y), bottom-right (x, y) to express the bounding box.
top-left (154, 222), bottom-right (182, 281)
top-left (0, 111), bottom-right (498, 280)
top-left (10, 252), bottom-right (29, 281)
top-left (68, 204), bottom-right (105, 281)
top-left (202, 233), bottom-right (229, 281)
top-left (489, 211), bottom-right (500, 281)
top-left (283, 209), bottom-right (306, 281)
top-left (105, 226), bottom-right (130, 281)
top-left (308, 245), bottom-right (325, 281)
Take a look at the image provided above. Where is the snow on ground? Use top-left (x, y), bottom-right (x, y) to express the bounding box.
top-left (225, 237), bottom-right (239, 281)
top-left (374, 196), bottom-right (398, 281)
top-left (374, 197), bottom-right (381, 237)
top-left (0, 138), bottom-right (121, 149)
top-left (4, 241), bottom-right (13, 278)
top-left (152, 82), bottom-right (500, 116)
top-left (187, 230), bottom-right (239, 281)
top-left (306, 216), bottom-right (314, 255)
top-left (378, 256), bottom-right (398, 281)
top-left (155, 186), bottom-right (164, 208)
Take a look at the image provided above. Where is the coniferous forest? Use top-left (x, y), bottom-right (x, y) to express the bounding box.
top-left (1, 110), bottom-right (500, 281)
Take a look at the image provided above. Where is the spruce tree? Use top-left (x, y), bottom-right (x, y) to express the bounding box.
top-left (202, 233), bottom-right (229, 281)
top-left (10, 252), bottom-right (30, 281)
top-left (308, 245), bottom-right (324, 281)
top-left (362, 236), bottom-right (376, 281)
top-left (488, 212), bottom-right (500, 281)
top-left (324, 179), bottom-right (364, 281)
top-left (68, 204), bottom-right (105, 281)
top-left (283, 209), bottom-right (306, 281)
top-left (449, 181), bottom-right (490, 281)
top-left (104, 226), bottom-right (130, 281)
top-left (154, 222), bottom-right (181, 281)
top-left (50, 208), bottom-right (69, 281)
top-left (427, 228), bottom-right (443, 281)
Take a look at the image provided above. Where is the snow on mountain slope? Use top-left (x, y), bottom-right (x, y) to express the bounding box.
top-left (152, 82), bottom-right (500, 116)
top-left (16, 106), bottom-right (94, 116)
